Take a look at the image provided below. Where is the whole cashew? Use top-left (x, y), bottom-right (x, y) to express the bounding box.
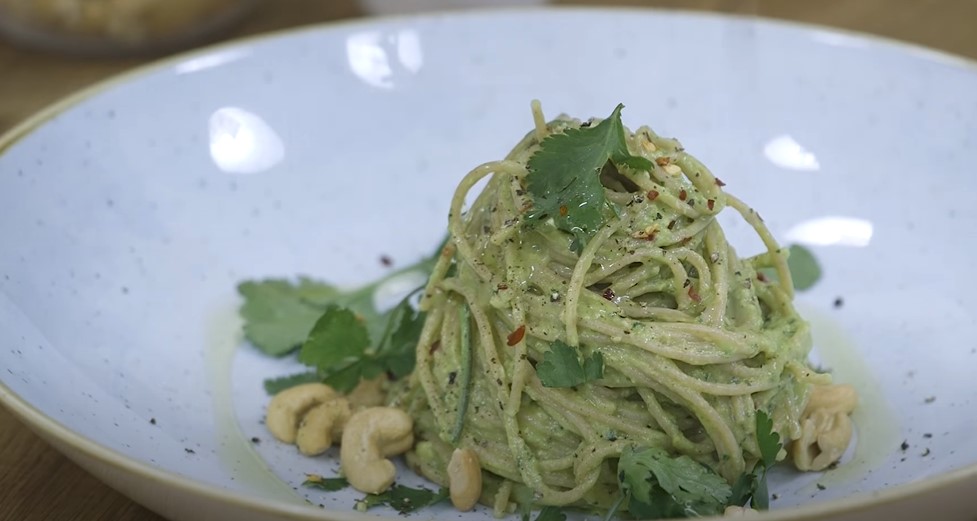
top-left (805, 384), bottom-right (858, 415)
top-left (296, 398), bottom-right (352, 456)
top-left (792, 409), bottom-right (853, 471)
top-left (340, 407), bottom-right (414, 494)
top-left (266, 383), bottom-right (337, 444)
top-left (723, 505), bottom-right (759, 516)
top-left (789, 383), bottom-right (859, 471)
top-left (447, 448), bottom-right (482, 512)
top-left (346, 376), bottom-right (387, 410)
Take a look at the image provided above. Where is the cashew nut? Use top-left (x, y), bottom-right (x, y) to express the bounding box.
top-left (792, 409), bottom-right (853, 471)
top-left (296, 398), bottom-right (352, 456)
top-left (790, 384), bottom-right (858, 471)
top-left (723, 505), bottom-right (759, 516)
top-left (448, 448), bottom-right (482, 511)
top-left (340, 406), bottom-right (414, 494)
top-left (266, 383), bottom-right (337, 444)
top-left (805, 384), bottom-right (858, 415)
top-left (346, 376), bottom-right (387, 410)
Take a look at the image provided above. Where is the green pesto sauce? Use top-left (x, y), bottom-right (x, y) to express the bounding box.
top-left (206, 305), bottom-right (305, 504)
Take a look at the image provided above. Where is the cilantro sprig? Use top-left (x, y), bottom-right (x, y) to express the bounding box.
top-left (618, 445), bottom-right (731, 518)
top-left (303, 474), bottom-right (350, 492)
top-left (615, 410), bottom-right (784, 518)
top-left (239, 239), bottom-right (443, 394)
top-left (303, 476), bottom-right (448, 515)
top-left (295, 292), bottom-right (425, 393)
top-left (525, 104), bottom-right (653, 252)
top-left (355, 485), bottom-right (449, 515)
top-left (728, 410), bottom-right (783, 509)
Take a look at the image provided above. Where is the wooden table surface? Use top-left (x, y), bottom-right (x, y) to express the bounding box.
top-left (1, 1), bottom-right (975, 520)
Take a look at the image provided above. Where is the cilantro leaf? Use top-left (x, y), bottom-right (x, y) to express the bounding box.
top-left (618, 445), bottom-right (731, 518)
top-left (321, 357), bottom-right (381, 393)
top-left (756, 410), bottom-right (782, 467)
top-left (238, 237), bottom-right (444, 357)
top-left (303, 475), bottom-right (349, 492)
top-left (263, 371), bottom-right (320, 395)
top-left (726, 410), bottom-right (783, 510)
top-left (356, 485), bottom-right (449, 515)
top-left (295, 293), bottom-right (426, 393)
top-left (536, 340), bottom-right (604, 388)
top-left (526, 104), bottom-right (653, 251)
top-left (375, 296), bottom-right (426, 379)
top-left (757, 244), bottom-right (822, 292)
top-left (298, 305), bottom-right (371, 370)
top-left (786, 244), bottom-right (821, 291)
top-left (727, 473), bottom-right (757, 509)
top-left (533, 506), bottom-right (566, 521)
top-left (237, 278), bottom-right (341, 356)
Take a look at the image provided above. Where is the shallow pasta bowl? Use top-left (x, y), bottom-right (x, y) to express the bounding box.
top-left (1, 7), bottom-right (976, 521)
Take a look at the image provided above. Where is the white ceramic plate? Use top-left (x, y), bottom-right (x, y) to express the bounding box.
top-left (2, 7), bottom-right (976, 521)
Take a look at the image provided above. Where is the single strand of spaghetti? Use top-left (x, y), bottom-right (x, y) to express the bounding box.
top-left (671, 248), bottom-right (713, 299)
top-left (571, 438), bottom-right (634, 479)
top-left (531, 99), bottom-right (547, 142)
top-left (501, 271), bottom-right (534, 418)
top-left (431, 300), bottom-right (463, 436)
top-left (419, 242), bottom-right (456, 312)
top-left (493, 481), bottom-right (514, 519)
top-left (699, 223), bottom-right (730, 326)
top-left (489, 172), bottom-right (528, 246)
top-left (673, 153), bottom-right (723, 200)
top-left (450, 304), bottom-right (474, 443)
top-left (414, 303), bottom-right (448, 429)
top-left (726, 193), bottom-right (794, 298)
top-left (562, 221), bottom-right (621, 347)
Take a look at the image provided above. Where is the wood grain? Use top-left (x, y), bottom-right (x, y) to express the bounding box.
top-left (1, 1), bottom-right (975, 520)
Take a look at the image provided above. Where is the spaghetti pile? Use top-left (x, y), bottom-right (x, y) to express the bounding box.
top-left (390, 102), bottom-right (831, 512)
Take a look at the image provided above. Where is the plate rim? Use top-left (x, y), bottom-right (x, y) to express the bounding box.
top-left (1, 6), bottom-right (976, 520)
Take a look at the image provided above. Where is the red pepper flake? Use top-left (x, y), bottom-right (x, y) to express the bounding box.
top-left (507, 325), bottom-right (526, 346)
top-left (757, 272), bottom-right (768, 282)
top-left (715, 177), bottom-right (726, 187)
top-left (497, 283), bottom-right (508, 290)
top-left (707, 199), bottom-right (715, 211)
top-left (602, 288), bottom-right (616, 301)
top-left (655, 157), bottom-right (670, 166)
top-left (647, 190), bottom-right (659, 201)
top-left (687, 285), bottom-right (701, 303)
top-left (679, 189), bottom-right (687, 201)
top-left (559, 205), bottom-right (569, 217)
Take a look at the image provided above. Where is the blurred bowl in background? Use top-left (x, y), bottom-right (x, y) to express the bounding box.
top-left (0, 0), bottom-right (261, 56)
top-left (358, 0), bottom-right (548, 16)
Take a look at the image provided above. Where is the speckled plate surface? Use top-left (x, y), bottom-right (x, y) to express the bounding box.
top-left (1, 7), bottom-right (976, 521)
